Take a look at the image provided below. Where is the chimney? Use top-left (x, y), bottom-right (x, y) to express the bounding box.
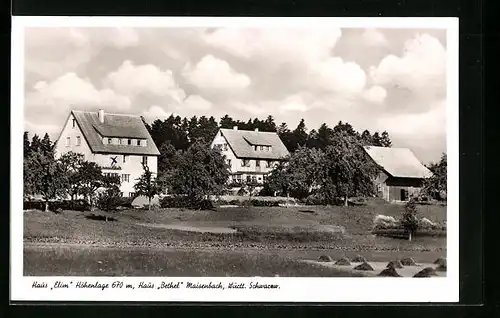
top-left (233, 126), bottom-right (238, 130)
top-left (98, 109), bottom-right (104, 123)
top-left (254, 128), bottom-right (259, 132)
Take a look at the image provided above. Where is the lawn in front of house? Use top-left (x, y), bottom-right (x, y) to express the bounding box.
top-left (24, 202), bottom-right (446, 250)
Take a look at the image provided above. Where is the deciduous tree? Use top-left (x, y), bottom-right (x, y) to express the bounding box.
top-left (318, 133), bottom-right (378, 206)
top-left (134, 163), bottom-right (163, 210)
top-left (166, 141), bottom-right (230, 203)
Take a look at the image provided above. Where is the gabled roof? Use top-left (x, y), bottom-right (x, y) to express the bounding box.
top-left (219, 128), bottom-right (290, 160)
top-left (363, 146), bottom-right (432, 179)
top-left (71, 110), bottom-right (160, 156)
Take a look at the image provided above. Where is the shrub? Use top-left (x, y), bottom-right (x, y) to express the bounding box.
top-left (401, 198), bottom-right (419, 241)
top-left (250, 199), bottom-right (280, 207)
top-left (96, 188), bottom-right (122, 212)
top-left (160, 196), bottom-right (214, 210)
top-left (24, 199), bottom-right (91, 212)
top-left (116, 197), bottom-right (134, 208)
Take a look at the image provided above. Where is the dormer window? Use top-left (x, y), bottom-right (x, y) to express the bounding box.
top-left (137, 140), bottom-right (141, 146)
top-left (128, 139), bottom-right (132, 145)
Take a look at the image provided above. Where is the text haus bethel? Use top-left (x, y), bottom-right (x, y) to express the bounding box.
top-left (54, 109), bottom-right (160, 197)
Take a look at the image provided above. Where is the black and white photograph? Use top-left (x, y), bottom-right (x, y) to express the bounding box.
top-left (11, 17), bottom-right (458, 302)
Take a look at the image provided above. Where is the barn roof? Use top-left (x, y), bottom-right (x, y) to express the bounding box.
top-left (363, 146), bottom-right (432, 179)
top-left (219, 128), bottom-right (290, 160)
top-left (71, 110), bottom-right (160, 156)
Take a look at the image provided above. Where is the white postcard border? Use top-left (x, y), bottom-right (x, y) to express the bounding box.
top-left (11, 16), bottom-right (459, 302)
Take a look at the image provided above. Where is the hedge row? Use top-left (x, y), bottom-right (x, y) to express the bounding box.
top-left (160, 196), bottom-right (215, 210)
top-left (24, 197), bottom-right (135, 212)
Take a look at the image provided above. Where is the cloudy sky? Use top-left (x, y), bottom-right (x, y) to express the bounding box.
top-left (23, 26), bottom-right (447, 164)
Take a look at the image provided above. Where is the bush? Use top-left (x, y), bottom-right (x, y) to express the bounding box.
top-left (96, 188), bottom-right (122, 212)
top-left (24, 199), bottom-right (90, 212)
top-left (250, 199), bottom-right (280, 207)
top-left (160, 196), bottom-right (214, 210)
top-left (116, 197), bottom-right (134, 208)
top-left (401, 199), bottom-right (419, 240)
top-left (303, 193), bottom-right (343, 206)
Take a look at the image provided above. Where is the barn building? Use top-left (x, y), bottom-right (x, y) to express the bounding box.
top-left (363, 146), bottom-right (432, 202)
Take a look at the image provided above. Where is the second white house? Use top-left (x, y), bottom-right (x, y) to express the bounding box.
top-left (210, 126), bottom-right (290, 187)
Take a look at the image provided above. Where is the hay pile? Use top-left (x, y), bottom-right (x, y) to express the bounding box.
top-left (352, 255), bottom-right (367, 263)
top-left (334, 257), bottom-right (351, 266)
top-left (378, 267), bottom-right (402, 277)
top-left (434, 257), bottom-right (446, 266)
top-left (318, 255), bottom-right (333, 262)
top-left (354, 262), bottom-right (374, 271)
top-left (386, 260), bottom-right (404, 269)
top-left (413, 267), bottom-right (438, 277)
top-left (434, 257), bottom-right (447, 271)
top-left (401, 257), bottom-right (417, 266)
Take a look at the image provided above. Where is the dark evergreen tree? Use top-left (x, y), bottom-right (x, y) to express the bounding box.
top-left (379, 131), bottom-right (392, 147)
top-left (31, 134), bottom-right (42, 153)
top-left (24, 131), bottom-right (31, 157)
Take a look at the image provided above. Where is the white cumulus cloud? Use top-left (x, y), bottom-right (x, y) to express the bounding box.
top-left (309, 57), bottom-right (367, 94)
top-left (26, 72), bottom-right (131, 112)
top-left (361, 28), bottom-right (388, 47)
top-left (105, 60), bottom-right (186, 102)
top-left (370, 33), bottom-right (446, 97)
top-left (203, 28), bottom-right (342, 66)
top-left (182, 55), bottom-right (251, 91)
top-left (363, 85), bottom-right (387, 104)
top-left (181, 95), bottom-right (213, 111)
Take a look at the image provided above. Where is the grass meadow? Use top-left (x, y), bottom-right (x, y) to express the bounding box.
top-left (23, 200), bottom-right (447, 276)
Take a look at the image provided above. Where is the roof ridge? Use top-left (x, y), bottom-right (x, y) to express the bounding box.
top-left (71, 110), bottom-right (141, 118)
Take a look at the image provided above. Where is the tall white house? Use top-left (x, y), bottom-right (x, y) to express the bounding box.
top-left (54, 109), bottom-right (160, 197)
top-left (210, 126), bottom-right (290, 187)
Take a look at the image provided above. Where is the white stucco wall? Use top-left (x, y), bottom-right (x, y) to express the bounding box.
top-left (54, 113), bottom-right (158, 197)
top-left (211, 130), bottom-right (278, 184)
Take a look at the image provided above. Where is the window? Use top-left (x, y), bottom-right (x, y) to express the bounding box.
top-left (256, 160), bottom-right (260, 167)
top-left (266, 160), bottom-right (272, 168)
top-left (122, 174), bottom-right (130, 182)
top-left (254, 146), bottom-right (258, 151)
top-left (137, 140), bottom-right (141, 146)
top-left (142, 156), bottom-right (148, 165)
top-left (123, 155), bottom-right (128, 164)
top-left (76, 136), bottom-right (81, 146)
top-left (263, 175), bottom-right (268, 183)
top-left (66, 137), bottom-right (70, 146)
top-left (108, 138), bottom-right (112, 144)
top-left (72, 119), bottom-right (76, 128)
top-left (241, 159), bottom-right (250, 167)
top-left (128, 139), bottom-right (132, 145)
top-left (214, 144), bottom-right (222, 151)
top-left (246, 176), bottom-right (251, 182)
top-left (251, 176), bottom-right (257, 183)
top-left (120, 192), bottom-right (123, 197)
top-left (118, 139), bottom-right (122, 145)
top-left (260, 146), bottom-right (264, 151)
top-left (223, 144), bottom-right (228, 151)
top-left (227, 159), bottom-right (232, 167)
top-left (129, 192), bottom-right (135, 198)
